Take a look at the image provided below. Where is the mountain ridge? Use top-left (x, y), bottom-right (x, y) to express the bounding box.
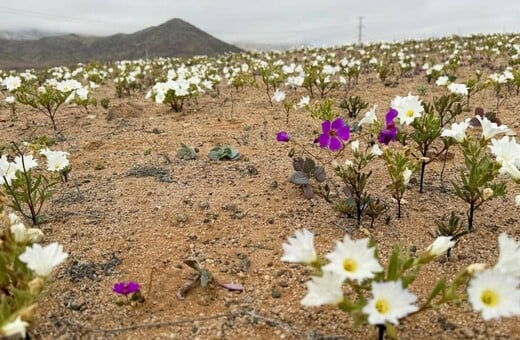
top-left (0, 18), bottom-right (241, 69)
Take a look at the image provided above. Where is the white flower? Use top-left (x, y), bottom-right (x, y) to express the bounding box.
top-left (426, 236), bottom-right (456, 257)
top-left (2, 76), bottom-right (22, 91)
top-left (435, 76), bottom-right (449, 86)
top-left (402, 167), bottom-right (412, 186)
top-left (0, 155), bottom-right (18, 185)
top-left (516, 195), bottom-right (520, 206)
top-left (494, 233), bottom-right (520, 278)
top-left (488, 136), bottom-right (520, 179)
top-left (301, 271), bottom-right (344, 307)
top-left (323, 235), bottom-right (383, 282)
top-left (467, 269), bottom-right (520, 320)
top-left (370, 144), bottom-right (383, 156)
top-left (447, 83), bottom-right (468, 96)
top-left (351, 140), bottom-right (360, 152)
top-left (281, 229), bottom-right (317, 264)
top-left (272, 89), bottom-right (286, 102)
top-left (477, 116), bottom-right (510, 141)
top-left (75, 87), bottom-right (89, 101)
top-left (19, 243), bottom-right (68, 277)
top-left (359, 105), bottom-right (378, 126)
top-left (5, 96), bottom-right (15, 104)
top-left (362, 280), bottom-right (419, 325)
top-left (40, 148), bottom-right (70, 172)
top-left (391, 93), bottom-right (424, 125)
top-left (56, 79), bottom-right (82, 93)
top-left (155, 92), bottom-right (165, 104)
top-left (14, 154), bottom-right (38, 171)
top-left (1, 316), bottom-right (29, 338)
top-left (441, 119), bottom-right (471, 143)
top-left (296, 96), bottom-right (310, 109)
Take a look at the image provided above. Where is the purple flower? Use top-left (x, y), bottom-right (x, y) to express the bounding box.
top-left (276, 131), bottom-right (290, 142)
top-left (378, 109), bottom-right (398, 145)
top-left (318, 118), bottom-right (350, 152)
top-left (112, 281), bottom-right (141, 296)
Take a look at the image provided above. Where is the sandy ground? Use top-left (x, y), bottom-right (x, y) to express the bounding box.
top-left (2, 60), bottom-right (520, 339)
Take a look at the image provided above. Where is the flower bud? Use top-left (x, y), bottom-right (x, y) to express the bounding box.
top-left (465, 263), bottom-right (487, 275)
top-left (28, 277), bottom-right (45, 295)
top-left (426, 236), bottom-right (456, 257)
top-left (26, 228), bottom-right (44, 243)
top-left (482, 188), bottom-right (493, 200)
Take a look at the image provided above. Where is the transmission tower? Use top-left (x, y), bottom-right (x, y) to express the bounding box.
top-left (357, 16), bottom-right (364, 44)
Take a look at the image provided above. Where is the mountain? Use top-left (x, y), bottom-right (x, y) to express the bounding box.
top-left (0, 19), bottom-right (241, 69)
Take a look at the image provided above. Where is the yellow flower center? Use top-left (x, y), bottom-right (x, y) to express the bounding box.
top-left (343, 258), bottom-right (357, 272)
top-left (375, 299), bottom-right (391, 314)
top-left (406, 109), bottom-right (415, 117)
top-left (481, 290), bottom-right (499, 307)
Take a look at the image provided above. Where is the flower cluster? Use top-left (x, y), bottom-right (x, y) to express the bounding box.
top-left (0, 204), bottom-right (68, 339)
top-left (282, 229), bottom-right (519, 334)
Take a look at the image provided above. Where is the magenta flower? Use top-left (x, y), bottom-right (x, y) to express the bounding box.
top-left (112, 281), bottom-right (141, 296)
top-left (318, 118), bottom-right (350, 152)
top-left (276, 131), bottom-right (290, 142)
top-left (378, 109), bottom-right (398, 145)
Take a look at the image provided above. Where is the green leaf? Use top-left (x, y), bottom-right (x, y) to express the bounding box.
top-left (386, 245), bottom-right (401, 281)
top-left (424, 277), bottom-right (446, 307)
top-left (199, 269), bottom-right (213, 288)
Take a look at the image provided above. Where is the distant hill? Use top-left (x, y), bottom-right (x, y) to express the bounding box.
top-left (0, 18), bottom-right (242, 69)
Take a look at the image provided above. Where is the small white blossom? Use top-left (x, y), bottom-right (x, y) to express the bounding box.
top-left (359, 105), bottom-right (378, 126)
top-left (281, 229), bottom-right (317, 264)
top-left (301, 271), bottom-right (344, 307)
top-left (272, 89), bottom-right (286, 102)
top-left (447, 83), bottom-right (468, 96)
top-left (494, 233), bottom-right (520, 278)
top-left (362, 280), bottom-right (419, 325)
top-left (19, 242), bottom-right (68, 277)
top-left (477, 116), bottom-right (510, 141)
top-left (426, 236), bottom-right (456, 257)
top-left (323, 235), bottom-right (383, 282)
top-left (392, 93), bottom-right (424, 125)
top-left (1, 316), bottom-right (29, 338)
top-left (467, 269), bottom-right (520, 320)
top-left (441, 119), bottom-right (471, 143)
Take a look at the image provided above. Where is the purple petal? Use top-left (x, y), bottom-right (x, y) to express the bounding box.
top-left (328, 137), bottom-right (343, 151)
top-left (331, 117), bottom-right (345, 130)
top-left (319, 133), bottom-right (330, 148)
top-left (276, 131), bottom-right (290, 142)
top-left (112, 281), bottom-right (140, 295)
top-left (378, 128), bottom-right (397, 145)
top-left (336, 126), bottom-right (350, 141)
top-left (321, 120), bottom-right (331, 134)
top-left (385, 109), bottom-right (398, 124)
top-left (219, 282), bottom-right (245, 292)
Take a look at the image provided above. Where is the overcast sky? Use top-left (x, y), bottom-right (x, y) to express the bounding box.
top-left (0, 1), bottom-right (518, 46)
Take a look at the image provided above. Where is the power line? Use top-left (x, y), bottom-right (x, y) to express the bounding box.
top-left (0, 5), bottom-right (118, 26)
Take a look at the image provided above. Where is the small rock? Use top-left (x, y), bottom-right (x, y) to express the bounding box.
top-left (460, 327), bottom-right (475, 338)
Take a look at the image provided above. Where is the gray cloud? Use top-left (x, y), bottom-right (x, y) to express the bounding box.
top-left (0, 0), bottom-right (518, 45)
